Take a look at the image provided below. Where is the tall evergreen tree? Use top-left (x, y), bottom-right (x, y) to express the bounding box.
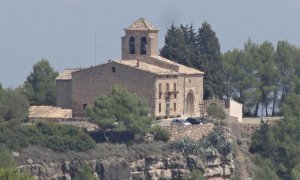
top-left (196, 22), bottom-right (224, 99)
top-left (24, 59), bottom-right (58, 105)
top-left (160, 24), bottom-right (199, 67)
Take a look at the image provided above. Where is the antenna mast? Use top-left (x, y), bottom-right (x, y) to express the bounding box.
top-left (94, 34), bottom-right (97, 65)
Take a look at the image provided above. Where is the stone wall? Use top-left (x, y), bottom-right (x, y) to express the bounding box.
top-left (225, 100), bottom-right (243, 122)
top-left (164, 123), bottom-right (214, 141)
top-left (56, 80), bottom-right (72, 109)
top-left (71, 62), bottom-right (156, 117)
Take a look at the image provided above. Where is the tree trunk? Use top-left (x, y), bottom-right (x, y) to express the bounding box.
top-left (265, 101), bottom-right (268, 117)
top-left (272, 90), bottom-right (277, 116)
top-left (254, 102), bottom-right (260, 117)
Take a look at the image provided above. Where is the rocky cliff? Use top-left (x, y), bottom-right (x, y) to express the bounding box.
top-left (18, 128), bottom-right (235, 180)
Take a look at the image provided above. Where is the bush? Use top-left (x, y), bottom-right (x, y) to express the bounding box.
top-left (190, 169), bottom-right (205, 180)
top-left (0, 145), bottom-right (16, 168)
top-left (170, 127), bottom-right (233, 160)
top-left (150, 126), bottom-right (170, 142)
top-left (0, 120), bottom-right (30, 150)
top-left (27, 122), bottom-right (96, 152)
top-left (0, 168), bottom-right (34, 180)
top-left (170, 138), bottom-right (201, 155)
top-left (0, 121), bottom-right (96, 152)
top-left (73, 165), bottom-right (96, 180)
top-left (207, 104), bottom-right (226, 125)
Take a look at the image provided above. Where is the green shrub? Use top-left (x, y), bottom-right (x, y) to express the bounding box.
top-left (190, 169), bottom-right (205, 180)
top-left (0, 120), bottom-right (29, 150)
top-left (0, 168), bottom-right (34, 180)
top-left (150, 126), bottom-right (170, 142)
top-left (73, 165), bottom-right (96, 180)
top-left (27, 122), bottom-right (96, 152)
top-left (0, 145), bottom-right (16, 168)
top-left (170, 127), bottom-right (233, 160)
top-left (170, 138), bottom-right (201, 155)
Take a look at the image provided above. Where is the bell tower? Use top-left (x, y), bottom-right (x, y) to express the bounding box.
top-left (122, 18), bottom-right (159, 60)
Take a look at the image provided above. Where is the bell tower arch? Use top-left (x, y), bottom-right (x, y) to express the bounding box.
top-left (122, 18), bottom-right (159, 60)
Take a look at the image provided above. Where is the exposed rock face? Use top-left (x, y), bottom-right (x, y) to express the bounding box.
top-left (18, 127), bottom-right (234, 180)
top-left (20, 152), bottom-right (233, 180)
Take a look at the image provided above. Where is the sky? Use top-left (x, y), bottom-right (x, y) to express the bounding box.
top-left (1, 0), bottom-right (300, 87)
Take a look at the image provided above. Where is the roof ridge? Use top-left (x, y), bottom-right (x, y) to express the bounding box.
top-left (125, 18), bottom-right (158, 31)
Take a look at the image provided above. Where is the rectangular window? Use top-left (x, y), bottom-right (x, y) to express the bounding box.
top-left (83, 104), bottom-right (87, 110)
top-left (166, 83), bottom-right (169, 92)
top-left (159, 83), bottom-right (162, 99)
top-left (112, 67), bottom-right (116, 72)
top-left (174, 103), bottom-right (176, 111)
top-left (174, 83), bottom-right (177, 98)
top-left (159, 103), bottom-right (161, 113)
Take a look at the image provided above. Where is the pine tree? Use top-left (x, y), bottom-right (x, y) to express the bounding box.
top-left (24, 59), bottom-right (58, 105)
top-left (196, 22), bottom-right (224, 99)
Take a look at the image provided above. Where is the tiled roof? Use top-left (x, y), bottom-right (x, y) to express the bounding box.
top-left (125, 18), bottom-right (158, 31)
top-left (117, 60), bottom-right (178, 75)
top-left (151, 55), bottom-right (204, 75)
top-left (29, 106), bottom-right (72, 119)
top-left (56, 69), bottom-right (76, 80)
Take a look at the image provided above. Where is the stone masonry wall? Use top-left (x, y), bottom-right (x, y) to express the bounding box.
top-left (164, 123), bottom-right (214, 141)
top-left (56, 80), bottom-right (72, 109)
top-left (71, 62), bottom-right (156, 117)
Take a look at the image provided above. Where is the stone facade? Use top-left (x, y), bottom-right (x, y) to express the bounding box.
top-left (56, 18), bottom-right (204, 119)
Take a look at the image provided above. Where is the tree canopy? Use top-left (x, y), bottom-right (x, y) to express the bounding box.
top-left (0, 88), bottom-right (29, 122)
top-left (250, 94), bottom-right (300, 179)
top-left (160, 22), bottom-right (224, 99)
top-left (86, 86), bottom-right (152, 140)
top-left (223, 40), bottom-right (300, 116)
top-left (24, 59), bottom-right (58, 105)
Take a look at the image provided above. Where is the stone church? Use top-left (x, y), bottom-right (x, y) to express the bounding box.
top-left (56, 18), bottom-right (204, 119)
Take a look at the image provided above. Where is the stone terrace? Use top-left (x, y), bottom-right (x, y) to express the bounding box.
top-left (163, 123), bottom-right (214, 141)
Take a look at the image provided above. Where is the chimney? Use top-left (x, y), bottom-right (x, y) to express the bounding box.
top-left (137, 59), bottom-right (140, 68)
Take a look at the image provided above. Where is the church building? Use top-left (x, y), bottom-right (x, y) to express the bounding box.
top-left (56, 18), bottom-right (204, 119)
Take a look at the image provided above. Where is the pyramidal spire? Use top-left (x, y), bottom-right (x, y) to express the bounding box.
top-left (125, 18), bottom-right (158, 31)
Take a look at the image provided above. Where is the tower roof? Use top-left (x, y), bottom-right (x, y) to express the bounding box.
top-left (125, 18), bottom-right (158, 31)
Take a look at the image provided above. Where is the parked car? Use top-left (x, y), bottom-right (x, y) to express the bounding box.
top-left (170, 119), bottom-right (191, 126)
top-left (186, 117), bottom-right (208, 125)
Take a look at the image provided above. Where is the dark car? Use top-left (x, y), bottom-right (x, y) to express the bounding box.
top-left (171, 119), bottom-right (191, 126)
top-left (186, 117), bottom-right (207, 125)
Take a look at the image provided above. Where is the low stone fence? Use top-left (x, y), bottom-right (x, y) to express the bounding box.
top-left (163, 123), bottom-right (214, 141)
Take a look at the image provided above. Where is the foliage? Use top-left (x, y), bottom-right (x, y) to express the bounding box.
top-left (0, 88), bottom-right (29, 122)
top-left (86, 85), bottom-right (152, 141)
top-left (73, 165), bottom-right (96, 180)
top-left (27, 122), bottom-right (96, 152)
top-left (24, 59), bottom-right (58, 105)
top-left (253, 157), bottom-right (280, 180)
top-left (0, 145), bottom-right (16, 168)
top-left (190, 169), bottom-right (205, 180)
top-left (207, 104), bottom-right (226, 124)
top-left (0, 120), bottom-right (30, 150)
top-left (0, 120), bottom-right (95, 152)
top-left (150, 126), bottom-right (170, 142)
top-left (0, 168), bottom-right (34, 180)
top-left (250, 95), bottom-right (300, 179)
top-left (170, 127), bottom-right (232, 160)
top-left (196, 22), bottom-right (224, 99)
top-left (160, 22), bottom-right (224, 99)
top-left (224, 40), bottom-right (300, 116)
top-left (170, 137), bottom-right (201, 155)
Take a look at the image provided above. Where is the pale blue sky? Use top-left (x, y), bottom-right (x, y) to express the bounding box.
top-left (1, 0), bottom-right (300, 87)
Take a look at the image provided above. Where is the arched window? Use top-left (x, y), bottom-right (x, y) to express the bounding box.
top-left (129, 36), bottom-right (135, 54)
top-left (140, 37), bottom-right (147, 55)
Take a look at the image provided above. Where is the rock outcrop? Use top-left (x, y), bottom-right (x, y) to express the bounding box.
top-left (18, 127), bottom-right (234, 180)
